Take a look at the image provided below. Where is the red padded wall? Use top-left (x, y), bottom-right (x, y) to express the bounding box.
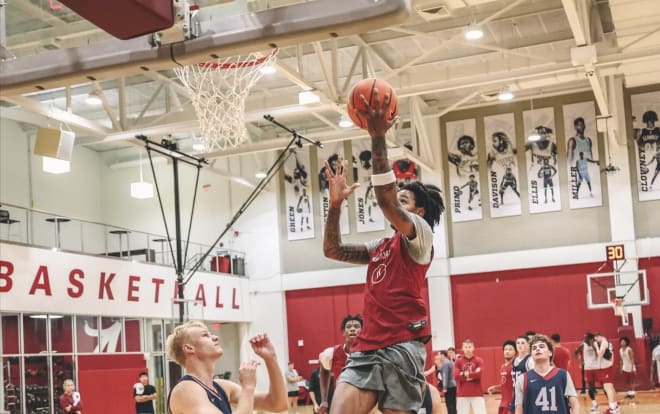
top-left (285, 283), bottom-right (431, 380)
top-left (285, 285), bottom-right (364, 379)
top-left (450, 262), bottom-right (620, 347)
top-left (450, 260), bottom-right (656, 390)
top-left (640, 257), bottom-right (660, 331)
top-left (78, 355), bottom-right (146, 413)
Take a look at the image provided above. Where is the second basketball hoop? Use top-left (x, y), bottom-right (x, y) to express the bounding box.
top-left (611, 297), bottom-right (629, 326)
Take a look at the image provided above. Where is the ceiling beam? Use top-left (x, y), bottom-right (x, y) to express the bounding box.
top-left (384, 0), bottom-right (528, 80)
top-left (561, 0), bottom-right (609, 114)
top-left (1, 95), bottom-right (112, 137)
top-left (11, 0), bottom-right (67, 28)
top-left (93, 82), bottom-right (121, 131)
top-left (561, 0), bottom-right (592, 46)
top-left (312, 41), bottom-right (339, 101)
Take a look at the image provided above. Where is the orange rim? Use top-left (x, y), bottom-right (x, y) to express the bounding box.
top-left (198, 48), bottom-right (278, 69)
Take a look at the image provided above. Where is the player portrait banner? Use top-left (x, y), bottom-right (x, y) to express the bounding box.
top-left (352, 138), bottom-right (386, 232)
top-left (523, 106), bottom-right (561, 213)
top-left (446, 118), bottom-right (482, 222)
top-left (283, 149), bottom-right (315, 240)
top-left (562, 101), bottom-right (603, 209)
top-left (484, 113), bottom-right (522, 218)
top-left (317, 142), bottom-right (350, 235)
top-left (631, 91), bottom-right (660, 201)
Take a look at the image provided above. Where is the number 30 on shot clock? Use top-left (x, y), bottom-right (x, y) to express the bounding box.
top-left (606, 244), bottom-right (625, 261)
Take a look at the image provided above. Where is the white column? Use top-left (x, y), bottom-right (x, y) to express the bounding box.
top-left (424, 116), bottom-right (455, 350)
top-left (606, 75), bottom-right (642, 337)
top-left (248, 276), bottom-right (288, 392)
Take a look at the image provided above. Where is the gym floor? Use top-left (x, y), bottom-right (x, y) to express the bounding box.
top-left (292, 391), bottom-right (660, 414)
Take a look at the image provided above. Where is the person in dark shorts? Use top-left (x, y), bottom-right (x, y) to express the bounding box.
top-left (322, 87), bottom-right (444, 413)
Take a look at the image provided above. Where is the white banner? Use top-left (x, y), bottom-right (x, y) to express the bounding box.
top-left (484, 113), bottom-right (522, 218)
top-left (631, 91), bottom-right (660, 201)
top-left (446, 119), bottom-right (482, 222)
top-left (317, 143), bottom-right (350, 235)
top-left (562, 101), bottom-right (603, 208)
top-left (0, 243), bottom-right (250, 321)
top-left (352, 139), bottom-right (386, 232)
top-left (523, 107), bottom-right (561, 213)
top-left (284, 149), bottom-right (315, 240)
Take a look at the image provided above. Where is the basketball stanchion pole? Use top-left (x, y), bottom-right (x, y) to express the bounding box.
top-left (180, 115), bottom-right (323, 288)
top-left (135, 134), bottom-right (208, 323)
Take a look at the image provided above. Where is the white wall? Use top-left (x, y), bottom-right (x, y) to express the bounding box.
top-left (0, 120), bottom-right (104, 250)
top-left (0, 119), bottom-right (31, 207)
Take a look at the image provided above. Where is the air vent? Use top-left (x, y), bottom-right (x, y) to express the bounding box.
top-left (415, 1), bottom-right (451, 21)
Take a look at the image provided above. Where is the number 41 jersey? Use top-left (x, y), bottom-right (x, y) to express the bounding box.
top-left (522, 368), bottom-right (575, 414)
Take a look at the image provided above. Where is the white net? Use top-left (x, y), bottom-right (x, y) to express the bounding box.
top-left (612, 298), bottom-right (629, 326)
top-left (174, 50), bottom-right (277, 151)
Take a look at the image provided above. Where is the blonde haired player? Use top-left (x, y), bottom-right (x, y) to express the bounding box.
top-left (166, 321), bottom-right (287, 414)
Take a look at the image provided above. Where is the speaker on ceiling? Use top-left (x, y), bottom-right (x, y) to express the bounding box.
top-left (34, 127), bottom-right (75, 161)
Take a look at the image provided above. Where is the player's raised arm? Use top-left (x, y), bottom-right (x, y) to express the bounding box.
top-left (358, 89), bottom-right (417, 237)
top-left (322, 157), bottom-right (370, 264)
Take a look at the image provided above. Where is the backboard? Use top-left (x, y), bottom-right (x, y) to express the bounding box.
top-left (586, 270), bottom-right (650, 309)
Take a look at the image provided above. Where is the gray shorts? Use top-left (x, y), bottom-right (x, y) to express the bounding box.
top-left (337, 340), bottom-right (427, 412)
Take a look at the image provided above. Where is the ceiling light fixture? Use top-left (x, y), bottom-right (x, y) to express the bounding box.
top-left (131, 151), bottom-right (154, 199)
top-left (85, 89), bottom-right (103, 105)
top-left (497, 86), bottom-right (514, 101)
top-left (255, 170), bottom-right (267, 179)
top-left (29, 314), bottom-right (64, 319)
top-left (338, 116), bottom-right (354, 128)
top-left (464, 23), bottom-right (484, 40)
top-left (298, 90), bottom-right (321, 105)
top-left (42, 156), bottom-right (70, 174)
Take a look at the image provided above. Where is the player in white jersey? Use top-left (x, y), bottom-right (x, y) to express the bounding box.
top-left (567, 117), bottom-right (594, 162)
top-left (652, 343), bottom-right (660, 386)
top-left (578, 333), bottom-right (600, 412)
top-left (590, 333), bottom-right (619, 414)
top-left (618, 337), bottom-right (636, 400)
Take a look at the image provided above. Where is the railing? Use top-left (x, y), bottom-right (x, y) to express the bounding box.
top-left (0, 201), bottom-right (246, 276)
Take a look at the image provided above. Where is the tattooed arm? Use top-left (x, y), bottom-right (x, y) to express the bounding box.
top-left (322, 157), bottom-right (370, 264)
top-left (362, 90), bottom-right (416, 238)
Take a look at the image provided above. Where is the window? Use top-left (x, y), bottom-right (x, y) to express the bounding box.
top-left (23, 314), bottom-right (47, 354)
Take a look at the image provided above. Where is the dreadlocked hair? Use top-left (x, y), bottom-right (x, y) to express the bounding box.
top-left (400, 181), bottom-right (444, 229)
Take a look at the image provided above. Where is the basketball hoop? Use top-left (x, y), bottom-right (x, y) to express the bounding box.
top-left (174, 49), bottom-right (278, 151)
top-left (611, 297), bottom-right (629, 326)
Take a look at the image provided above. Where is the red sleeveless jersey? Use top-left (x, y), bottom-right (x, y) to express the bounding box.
top-left (353, 232), bottom-right (431, 352)
top-left (331, 344), bottom-right (349, 379)
top-left (500, 362), bottom-right (514, 409)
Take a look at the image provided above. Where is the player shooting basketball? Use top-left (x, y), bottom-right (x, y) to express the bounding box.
top-left (322, 86), bottom-right (444, 414)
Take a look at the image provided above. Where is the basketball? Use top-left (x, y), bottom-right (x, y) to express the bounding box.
top-left (347, 78), bottom-right (398, 130)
